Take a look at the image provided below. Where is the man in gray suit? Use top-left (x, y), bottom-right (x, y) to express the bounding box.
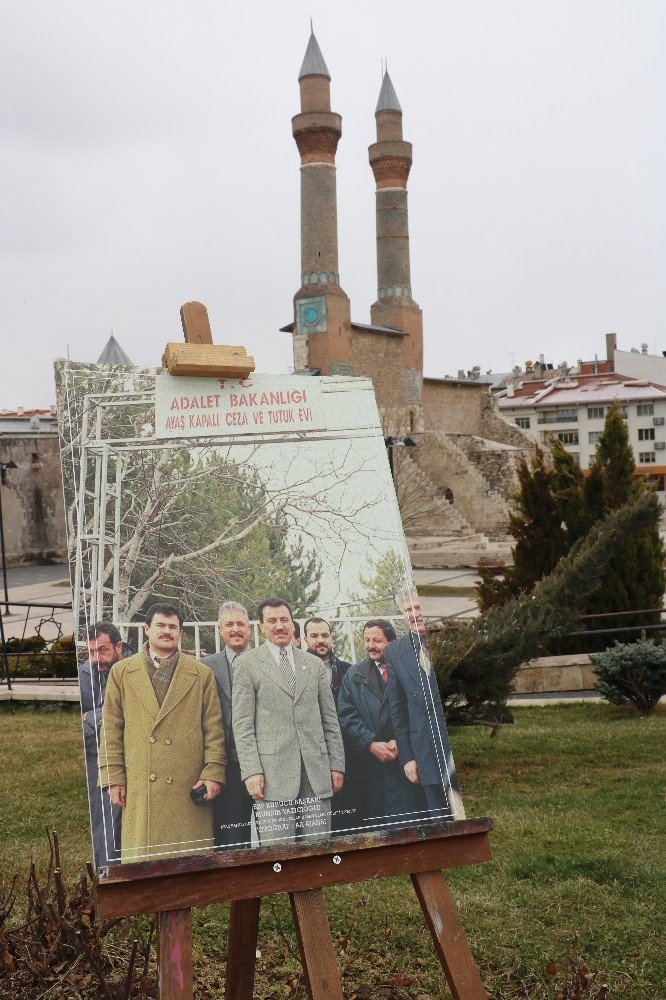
top-left (232, 598), bottom-right (345, 846)
top-left (201, 601), bottom-right (254, 847)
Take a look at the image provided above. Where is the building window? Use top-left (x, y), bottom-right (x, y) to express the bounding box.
top-left (618, 405), bottom-right (628, 418)
top-left (557, 431), bottom-right (579, 445)
top-left (587, 407), bottom-right (605, 419)
top-left (537, 408), bottom-right (578, 424)
top-left (588, 431), bottom-right (603, 445)
top-left (515, 416), bottom-right (531, 429)
top-left (639, 452), bottom-right (656, 464)
top-left (637, 403), bottom-right (654, 416)
top-left (638, 428), bottom-right (656, 441)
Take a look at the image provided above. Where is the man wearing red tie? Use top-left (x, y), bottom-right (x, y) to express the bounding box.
top-left (338, 619), bottom-right (426, 833)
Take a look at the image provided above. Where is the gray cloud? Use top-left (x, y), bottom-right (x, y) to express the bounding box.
top-left (0, 0), bottom-right (664, 407)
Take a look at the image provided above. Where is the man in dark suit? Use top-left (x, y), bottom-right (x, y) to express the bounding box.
top-left (80, 622), bottom-right (131, 866)
top-left (385, 589), bottom-right (465, 819)
top-left (232, 598), bottom-right (345, 846)
top-left (303, 617), bottom-right (351, 704)
top-left (202, 601), bottom-right (254, 847)
top-left (338, 619), bottom-right (427, 834)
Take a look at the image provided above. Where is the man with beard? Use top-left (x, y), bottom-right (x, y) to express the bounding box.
top-left (80, 622), bottom-right (131, 867)
top-left (232, 599), bottom-right (345, 846)
top-left (338, 619), bottom-right (427, 832)
top-left (303, 616), bottom-right (352, 831)
top-left (385, 589), bottom-right (465, 819)
top-left (303, 617), bottom-right (351, 704)
top-left (202, 601), bottom-right (254, 847)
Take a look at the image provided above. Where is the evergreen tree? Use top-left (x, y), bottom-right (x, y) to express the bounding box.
top-left (550, 438), bottom-right (589, 545)
top-left (477, 446), bottom-right (566, 610)
top-left (432, 493), bottom-right (660, 723)
top-left (582, 404), bottom-right (665, 637)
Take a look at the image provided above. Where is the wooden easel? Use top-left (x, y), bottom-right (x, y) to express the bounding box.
top-left (93, 304), bottom-right (493, 999)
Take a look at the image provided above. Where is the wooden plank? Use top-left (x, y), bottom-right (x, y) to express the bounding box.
top-left (290, 889), bottom-right (343, 1000)
top-left (157, 908), bottom-right (193, 999)
top-left (225, 897), bottom-right (261, 1000)
top-left (180, 301), bottom-right (213, 345)
top-left (100, 818), bottom-right (492, 884)
top-left (162, 342), bottom-right (255, 378)
top-left (95, 825), bottom-right (492, 921)
top-left (412, 871), bottom-right (488, 1000)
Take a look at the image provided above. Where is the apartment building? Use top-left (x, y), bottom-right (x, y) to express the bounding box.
top-left (496, 372), bottom-right (666, 488)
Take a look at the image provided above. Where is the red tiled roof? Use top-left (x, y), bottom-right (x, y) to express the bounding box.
top-left (498, 373), bottom-right (666, 409)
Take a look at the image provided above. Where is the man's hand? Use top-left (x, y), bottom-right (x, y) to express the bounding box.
top-left (404, 760), bottom-right (420, 784)
top-left (109, 784), bottom-right (126, 808)
top-left (244, 773), bottom-right (265, 800)
top-left (192, 779), bottom-right (221, 801)
top-left (331, 770), bottom-right (344, 794)
top-left (369, 741), bottom-right (398, 762)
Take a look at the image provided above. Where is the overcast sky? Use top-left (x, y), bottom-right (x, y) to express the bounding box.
top-left (1, 0), bottom-right (664, 408)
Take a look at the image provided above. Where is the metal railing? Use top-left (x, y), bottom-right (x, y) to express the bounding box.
top-left (0, 601), bottom-right (74, 690)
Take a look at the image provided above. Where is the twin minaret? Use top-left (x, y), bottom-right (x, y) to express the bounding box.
top-left (291, 31), bottom-right (423, 407)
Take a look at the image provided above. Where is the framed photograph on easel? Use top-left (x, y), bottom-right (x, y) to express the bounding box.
top-left (55, 355), bottom-right (490, 999)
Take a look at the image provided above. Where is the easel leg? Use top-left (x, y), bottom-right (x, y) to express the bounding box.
top-left (411, 871), bottom-right (488, 1000)
top-left (289, 889), bottom-right (343, 1000)
top-left (157, 908), bottom-right (194, 999)
top-left (225, 897), bottom-right (261, 1000)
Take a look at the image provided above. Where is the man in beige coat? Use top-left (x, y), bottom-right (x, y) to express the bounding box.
top-left (99, 603), bottom-right (226, 864)
top-left (232, 598), bottom-right (345, 847)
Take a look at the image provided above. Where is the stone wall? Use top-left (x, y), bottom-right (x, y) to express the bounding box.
top-left (449, 435), bottom-right (522, 497)
top-left (0, 435), bottom-right (66, 564)
top-left (422, 379), bottom-right (488, 435)
top-left (480, 395), bottom-right (535, 449)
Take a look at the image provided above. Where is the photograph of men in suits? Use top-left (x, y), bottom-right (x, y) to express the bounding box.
top-left (232, 598), bottom-right (345, 846)
top-left (201, 601), bottom-right (254, 847)
top-left (80, 622), bottom-right (131, 866)
top-left (385, 589), bottom-right (465, 819)
top-left (99, 602), bottom-right (226, 862)
top-left (338, 619), bottom-right (427, 833)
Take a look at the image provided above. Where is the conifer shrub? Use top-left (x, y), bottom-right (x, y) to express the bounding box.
top-left (590, 636), bottom-right (666, 715)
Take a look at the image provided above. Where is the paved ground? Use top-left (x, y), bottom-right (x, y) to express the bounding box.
top-left (412, 568), bottom-right (480, 619)
top-left (0, 679), bottom-right (606, 707)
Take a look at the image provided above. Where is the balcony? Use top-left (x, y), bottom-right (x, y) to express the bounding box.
top-left (537, 409), bottom-right (578, 425)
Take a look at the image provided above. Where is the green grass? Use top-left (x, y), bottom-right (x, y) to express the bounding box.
top-left (0, 703), bottom-right (664, 998)
top-left (417, 584), bottom-right (479, 598)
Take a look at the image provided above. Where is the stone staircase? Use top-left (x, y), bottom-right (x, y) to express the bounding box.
top-left (395, 451), bottom-right (513, 568)
top-left (394, 451), bottom-right (479, 538)
top-left (410, 431), bottom-right (511, 538)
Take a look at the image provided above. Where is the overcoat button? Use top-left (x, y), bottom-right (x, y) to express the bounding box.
top-left (150, 736), bottom-right (156, 743)
top-left (165, 739), bottom-right (172, 745)
top-left (149, 773), bottom-right (157, 781)
top-left (166, 777), bottom-right (174, 784)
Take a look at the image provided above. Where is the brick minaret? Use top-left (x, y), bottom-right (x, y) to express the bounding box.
top-left (291, 32), bottom-right (353, 376)
top-left (369, 71), bottom-right (423, 406)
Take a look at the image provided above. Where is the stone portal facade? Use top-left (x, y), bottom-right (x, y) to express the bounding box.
top-left (0, 411), bottom-right (66, 564)
top-left (283, 33), bottom-right (534, 547)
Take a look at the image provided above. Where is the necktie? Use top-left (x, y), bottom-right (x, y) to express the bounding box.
top-left (419, 646), bottom-right (432, 677)
top-left (378, 663), bottom-right (388, 684)
top-left (279, 647), bottom-right (296, 697)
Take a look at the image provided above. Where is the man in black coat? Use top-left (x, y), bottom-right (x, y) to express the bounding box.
top-left (385, 589), bottom-right (465, 819)
top-left (338, 619), bottom-right (427, 833)
top-left (303, 617), bottom-right (351, 703)
top-left (201, 601), bottom-right (254, 847)
top-left (303, 616), bottom-right (352, 831)
top-left (80, 622), bottom-right (132, 867)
